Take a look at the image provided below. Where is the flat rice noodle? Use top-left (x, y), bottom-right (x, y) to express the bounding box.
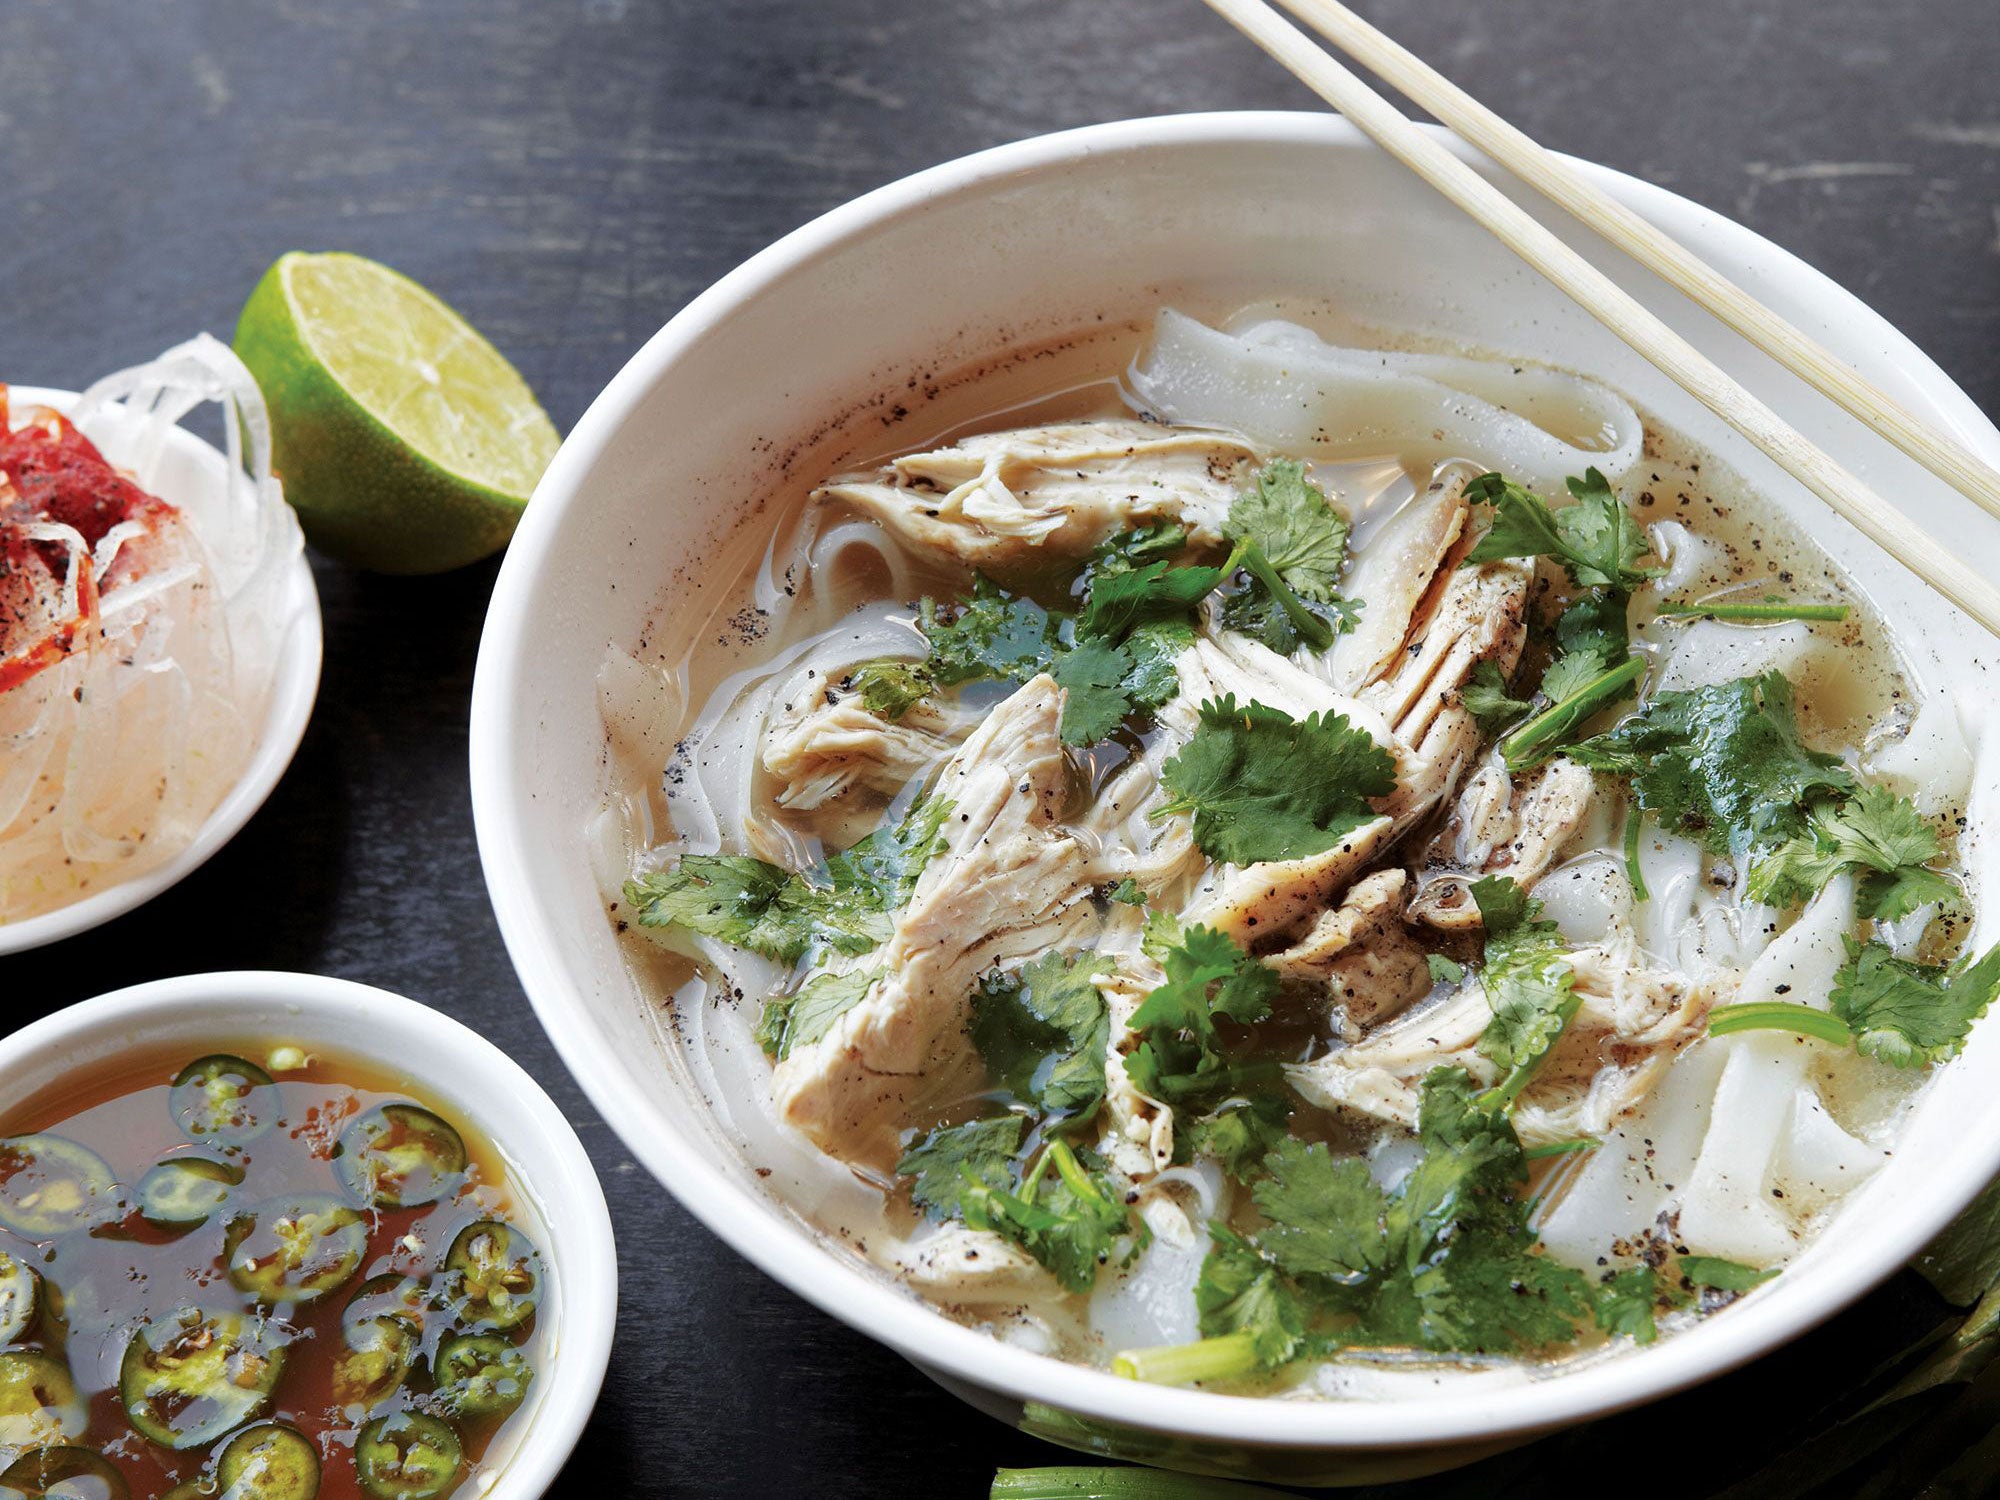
top-left (1126, 310), bottom-right (1644, 494)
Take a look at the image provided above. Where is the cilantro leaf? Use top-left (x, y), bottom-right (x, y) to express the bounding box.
top-left (1076, 559), bottom-right (1225, 644)
top-left (1219, 580), bottom-right (1358, 655)
top-left (820, 796), bottom-right (953, 904)
top-left (1123, 619), bottom-right (1194, 711)
top-left (1108, 877), bottom-right (1147, 907)
top-left (1553, 586), bottom-right (1631, 667)
top-left (756, 966), bottom-right (883, 1060)
top-left (1462, 660), bottom-right (1532, 734)
top-left (920, 575), bottom-right (1062, 686)
top-left (911, 539), bottom-right (1216, 748)
top-left (971, 951), bottom-right (1112, 1119)
top-left (1749, 784), bottom-right (1957, 921)
top-left (1127, 918), bottom-right (1280, 1103)
top-left (1678, 1255), bottom-right (1778, 1293)
top-left (1252, 1139), bottom-right (1387, 1282)
top-left (1194, 1226), bottom-right (1308, 1368)
top-left (1469, 877), bottom-right (1581, 1109)
top-left (631, 800), bottom-right (948, 970)
top-left (627, 855), bottom-right (886, 964)
top-left (1427, 953), bottom-right (1466, 985)
top-left (1539, 649), bottom-right (1611, 706)
top-left (960, 1139), bottom-right (1141, 1294)
top-left (1051, 638), bottom-right (1134, 746)
top-left (1084, 522), bottom-right (1188, 578)
top-left (843, 659), bottom-right (932, 722)
top-left (1159, 696), bottom-right (1396, 866)
top-left (1465, 468), bottom-right (1660, 590)
top-left (1223, 459), bottom-right (1350, 602)
top-left (1831, 939), bottom-right (2000, 1069)
top-left (1218, 460), bottom-right (1357, 654)
top-left (1179, 1095), bottom-right (1292, 1179)
top-left (1570, 671), bottom-right (1854, 858)
top-left (1593, 1264), bottom-right (1663, 1344)
top-left (896, 1115), bottom-right (1025, 1220)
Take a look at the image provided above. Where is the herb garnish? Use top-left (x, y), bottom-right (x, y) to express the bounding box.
top-left (1126, 912), bottom-right (1281, 1105)
top-left (1114, 1067), bottom-right (1776, 1384)
top-left (1709, 939), bottom-right (2000, 1068)
top-left (970, 951), bottom-right (1114, 1120)
top-left (1159, 696), bottom-right (1396, 866)
top-left (1469, 877), bottom-right (1581, 1109)
top-left (1746, 784), bottom-right (1958, 922)
top-left (626, 797), bottom-right (952, 966)
top-left (1658, 598), bottom-right (1850, 624)
top-left (1569, 671), bottom-right (1853, 858)
top-left (894, 948), bottom-right (1141, 1293)
top-left (1464, 468), bottom-right (1662, 592)
top-left (1462, 473), bottom-right (1654, 763)
top-left (1218, 460), bottom-right (1358, 653)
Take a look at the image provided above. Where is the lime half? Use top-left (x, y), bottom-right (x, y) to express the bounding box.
top-left (234, 252), bottom-right (560, 574)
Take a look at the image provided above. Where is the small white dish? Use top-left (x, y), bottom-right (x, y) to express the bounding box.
top-left (471, 112), bottom-right (2000, 1482)
top-left (0, 969), bottom-right (617, 1497)
top-left (0, 386), bottom-right (321, 955)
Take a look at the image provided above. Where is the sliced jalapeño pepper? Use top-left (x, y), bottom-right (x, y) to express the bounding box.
top-left (0, 1350), bottom-right (85, 1448)
top-left (354, 1412), bottom-right (461, 1500)
top-left (0, 1250), bottom-right (41, 1343)
top-left (440, 1219), bottom-right (541, 1333)
top-left (119, 1306), bottom-right (287, 1450)
top-left (224, 1194), bottom-right (366, 1307)
top-left (216, 1421), bottom-right (321, 1500)
top-left (170, 1055), bottom-right (279, 1147)
top-left (332, 1104), bottom-right (467, 1209)
top-left (332, 1275), bottom-right (429, 1412)
top-left (433, 1332), bottom-right (533, 1420)
top-left (137, 1155), bottom-right (243, 1229)
top-left (0, 1446), bottom-right (129, 1500)
top-left (0, 1135), bottom-right (119, 1238)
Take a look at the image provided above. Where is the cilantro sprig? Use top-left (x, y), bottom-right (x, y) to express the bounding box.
top-left (893, 947), bottom-right (1141, 1293)
top-left (1464, 468), bottom-right (1662, 592)
top-left (1469, 877), bottom-right (1581, 1109)
top-left (1571, 670), bottom-right (1953, 921)
top-left (1218, 460), bottom-right (1358, 654)
top-left (1709, 938), bottom-right (2000, 1068)
top-left (1117, 1069), bottom-right (1590, 1382)
top-left (1114, 1068), bottom-right (1779, 1385)
top-left (1570, 671), bottom-right (1853, 859)
top-left (1159, 696), bottom-right (1396, 866)
top-left (1460, 473), bottom-right (1654, 764)
top-left (971, 950), bottom-right (1114, 1120)
top-left (1747, 784), bottom-right (1958, 922)
top-left (958, 1139), bottom-right (1146, 1294)
top-left (627, 797), bottom-right (952, 966)
top-left (853, 526), bottom-right (1225, 747)
top-left (1126, 913), bottom-right (1281, 1105)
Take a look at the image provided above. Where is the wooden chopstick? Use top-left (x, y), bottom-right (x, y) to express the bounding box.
top-left (1196, 0), bottom-right (2000, 639)
top-left (1274, 0), bottom-right (2000, 529)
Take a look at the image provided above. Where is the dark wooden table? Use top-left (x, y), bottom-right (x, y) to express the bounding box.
top-left (7, 1), bottom-right (1997, 1494)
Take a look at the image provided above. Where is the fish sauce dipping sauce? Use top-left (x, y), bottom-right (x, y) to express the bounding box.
top-left (598, 302), bottom-right (1988, 1400)
top-left (0, 1044), bottom-right (548, 1499)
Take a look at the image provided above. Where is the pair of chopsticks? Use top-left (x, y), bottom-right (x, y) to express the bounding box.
top-left (1200, 0), bottom-right (2000, 638)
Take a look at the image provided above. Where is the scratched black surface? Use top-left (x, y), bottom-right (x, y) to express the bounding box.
top-left (4, 1), bottom-right (1997, 1495)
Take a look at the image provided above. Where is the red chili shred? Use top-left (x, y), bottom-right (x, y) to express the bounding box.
top-left (0, 385), bottom-right (170, 547)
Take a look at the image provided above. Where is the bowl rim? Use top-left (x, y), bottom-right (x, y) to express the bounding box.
top-left (470, 110), bottom-right (2000, 1450)
top-left (0, 968), bottom-right (617, 1494)
top-left (0, 387), bottom-right (323, 956)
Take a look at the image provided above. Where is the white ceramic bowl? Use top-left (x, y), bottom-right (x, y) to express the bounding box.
top-left (0, 388), bottom-right (321, 956)
top-left (0, 971), bottom-right (616, 1496)
top-left (470, 113), bottom-right (2000, 1482)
